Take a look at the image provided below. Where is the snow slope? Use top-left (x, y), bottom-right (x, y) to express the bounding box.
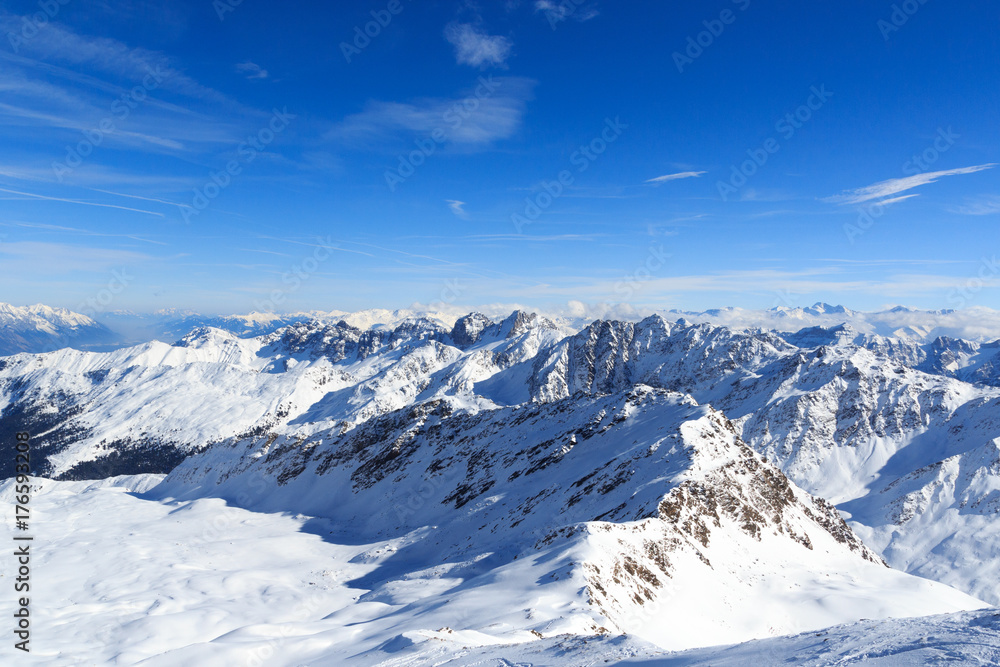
top-left (0, 472), bottom-right (989, 666)
top-left (369, 610), bottom-right (1000, 666)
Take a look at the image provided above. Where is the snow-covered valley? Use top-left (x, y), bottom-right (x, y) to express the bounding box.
top-left (0, 474), bottom-right (994, 666)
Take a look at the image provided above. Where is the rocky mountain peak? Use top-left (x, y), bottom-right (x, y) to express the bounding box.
top-left (450, 312), bottom-right (494, 348)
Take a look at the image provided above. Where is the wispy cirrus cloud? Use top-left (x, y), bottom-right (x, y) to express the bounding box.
top-left (328, 77), bottom-right (535, 147)
top-left (826, 164), bottom-right (996, 205)
top-left (0, 20), bottom-right (270, 180)
top-left (0, 100), bottom-right (185, 150)
top-left (1, 220), bottom-right (168, 245)
top-left (535, 1), bottom-right (600, 25)
top-left (0, 186), bottom-right (163, 216)
top-left (235, 61), bottom-right (268, 80)
top-left (446, 200), bottom-right (467, 217)
top-left (952, 195), bottom-right (1000, 216)
top-left (444, 23), bottom-right (513, 68)
top-left (0, 12), bottom-right (235, 106)
top-left (645, 171), bottom-right (706, 184)
top-left (875, 194), bottom-right (919, 207)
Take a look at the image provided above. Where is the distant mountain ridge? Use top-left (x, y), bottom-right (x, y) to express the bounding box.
top-left (0, 303), bottom-right (117, 354)
top-left (5, 301), bottom-right (1000, 357)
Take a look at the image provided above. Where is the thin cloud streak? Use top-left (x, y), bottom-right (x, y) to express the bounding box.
top-left (826, 164), bottom-right (996, 205)
top-left (645, 171), bottom-right (706, 184)
top-left (0, 187), bottom-right (164, 216)
top-left (2, 220), bottom-right (168, 246)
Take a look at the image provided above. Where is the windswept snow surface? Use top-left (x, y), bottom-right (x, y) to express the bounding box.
top-left (0, 475), bottom-right (992, 666)
top-left (372, 611), bottom-right (1000, 666)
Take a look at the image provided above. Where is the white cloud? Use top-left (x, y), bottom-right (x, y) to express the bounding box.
top-left (953, 195), bottom-right (1000, 216)
top-left (329, 77), bottom-right (535, 146)
top-left (446, 200), bottom-right (467, 217)
top-left (645, 171), bottom-right (706, 184)
top-left (0, 12), bottom-right (234, 105)
top-left (535, 1), bottom-right (599, 26)
top-left (235, 62), bottom-right (268, 80)
top-left (826, 164), bottom-right (996, 206)
top-left (875, 194), bottom-right (919, 207)
top-left (0, 15), bottom-right (263, 170)
top-left (444, 23), bottom-right (513, 68)
top-left (0, 186), bottom-right (163, 216)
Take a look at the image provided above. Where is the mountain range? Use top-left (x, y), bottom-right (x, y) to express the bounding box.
top-left (7, 301), bottom-right (1000, 357)
top-left (2, 304), bottom-right (999, 661)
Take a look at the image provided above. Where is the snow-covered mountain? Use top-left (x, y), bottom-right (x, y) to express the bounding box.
top-left (0, 312), bottom-right (562, 479)
top-left (154, 386), bottom-right (982, 652)
top-left (0, 302), bottom-right (118, 355)
top-left (2, 308), bottom-right (1000, 660)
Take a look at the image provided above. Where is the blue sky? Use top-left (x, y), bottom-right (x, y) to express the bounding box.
top-left (0, 0), bottom-right (997, 315)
